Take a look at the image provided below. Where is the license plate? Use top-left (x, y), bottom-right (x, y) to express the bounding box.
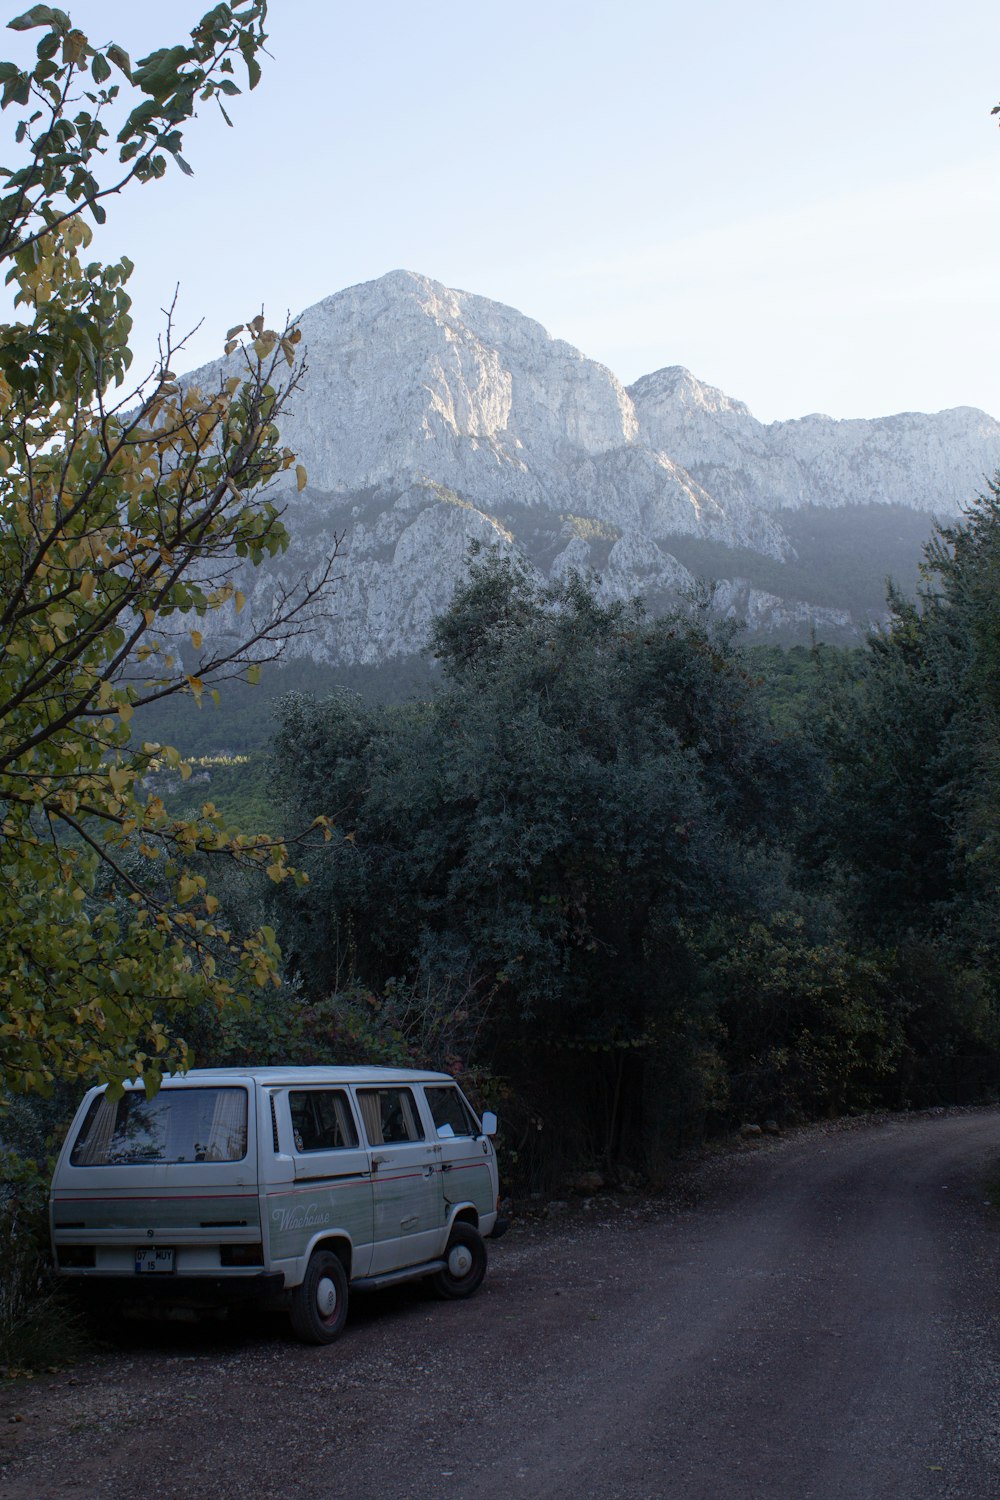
top-left (134, 1247), bottom-right (174, 1274)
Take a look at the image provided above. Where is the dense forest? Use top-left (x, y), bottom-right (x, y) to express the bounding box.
top-left (141, 484), bottom-right (1000, 1185)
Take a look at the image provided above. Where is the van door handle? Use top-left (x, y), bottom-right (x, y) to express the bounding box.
top-left (440, 1162), bottom-right (452, 1172)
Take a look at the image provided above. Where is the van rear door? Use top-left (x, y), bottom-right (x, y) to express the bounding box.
top-left (50, 1083), bottom-right (261, 1278)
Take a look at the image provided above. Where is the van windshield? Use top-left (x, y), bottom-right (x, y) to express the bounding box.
top-left (70, 1087), bottom-right (248, 1166)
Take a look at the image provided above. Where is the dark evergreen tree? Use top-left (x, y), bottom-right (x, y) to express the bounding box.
top-left (810, 480), bottom-right (1000, 1099)
top-left (270, 554), bottom-right (822, 1164)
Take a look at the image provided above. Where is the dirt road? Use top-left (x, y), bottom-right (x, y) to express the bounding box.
top-left (2, 1110), bottom-right (999, 1500)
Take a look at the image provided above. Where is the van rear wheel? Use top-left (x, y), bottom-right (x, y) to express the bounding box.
top-left (289, 1250), bottom-right (349, 1344)
top-left (430, 1222), bottom-right (487, 1300)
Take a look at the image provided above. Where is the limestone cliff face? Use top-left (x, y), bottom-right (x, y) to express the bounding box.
top-left (629, 365), bottom-right (1000, 516)
top-left (183, 272), bottom-right (1000, 664)
top-left (241, 270), bottom-right (785, 550)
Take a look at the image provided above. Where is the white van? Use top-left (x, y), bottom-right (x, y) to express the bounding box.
top-left (49, 1066), bottom-right (506, 1344)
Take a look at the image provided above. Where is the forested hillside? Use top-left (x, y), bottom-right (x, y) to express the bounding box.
top-left (153, 491), bottom-right (1000, 1181)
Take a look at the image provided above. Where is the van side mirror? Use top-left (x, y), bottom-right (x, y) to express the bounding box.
top-left (480, 1111), bottom-right (498, 1138)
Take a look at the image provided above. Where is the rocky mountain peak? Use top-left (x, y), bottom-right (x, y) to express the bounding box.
top-left (630, 365), bottom-right (753, 421)
top-left (184, 273), bottom-right (1000, 665)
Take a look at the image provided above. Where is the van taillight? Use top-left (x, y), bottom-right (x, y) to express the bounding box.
top-left (57, 1245), bottom-right (96, 1268)
top-left (220, 1243), bottom-right (264, 1267)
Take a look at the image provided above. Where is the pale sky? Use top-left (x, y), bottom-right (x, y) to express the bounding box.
top-left (4, 0), bottom-right (999, 422)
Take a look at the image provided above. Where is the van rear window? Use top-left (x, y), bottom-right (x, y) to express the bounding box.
top-left (70, 1087), bottom-right (248, 1166)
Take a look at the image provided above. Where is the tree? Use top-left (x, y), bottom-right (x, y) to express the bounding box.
top-left (701, 915), bottom-right (901, 1121)
top-left (271, 555), bottom-right (813, 1162)
top-left (0, 4), bottom-right (339, 1097)
top-left (816, 483), bottom-right (1000, 941)
top-left (807, 482), bottom-right (1000, 1098)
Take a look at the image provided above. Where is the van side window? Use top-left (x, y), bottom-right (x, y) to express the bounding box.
top-left (356, 1088), bottom-right (424, 1145)
top-left (425, 1086), bottom-right (478, 1138)
top-left (289, 1090), bottom-right (359, 1153)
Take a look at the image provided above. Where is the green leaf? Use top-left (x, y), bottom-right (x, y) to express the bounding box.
top-left (2, 71), bottom-right (30, 107)
top-left (237, 30), bottom-right (262, 89)
top-left (132, 44), bottom-right (189, 101)
top-left (7, 6), bottom-right (66, 33)
top-left (106, 43), bottom-right (132, 80)
top-left (199, 4), bottom-right (234, 35)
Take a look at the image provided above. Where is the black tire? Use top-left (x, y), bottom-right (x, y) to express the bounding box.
top-left (430, 1222), bottom-right (487, 1300)
top-left (289, 1250), bottom-right (349, 1345)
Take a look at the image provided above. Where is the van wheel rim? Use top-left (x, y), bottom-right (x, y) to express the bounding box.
top-left (447, 1244), bottom-right (473, 1278)
top-left (316, 1276), bottom-right (339, 1320)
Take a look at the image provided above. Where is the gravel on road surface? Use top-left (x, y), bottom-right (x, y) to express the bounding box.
top-left (1, 1109), bottom-right (998, 1500)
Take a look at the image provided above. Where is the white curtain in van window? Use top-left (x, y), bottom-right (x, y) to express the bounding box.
top-left (357, 1092), bottom-right (383, 1145)
top-left (74, 1095), bottom-right (118, 1165)
top-left (332, 1094), bottom-right (356, 1148)
top-left (399, 1091), bottom-right (420, 1141)
top-left (205, 1089), bottom-right (247, 1161)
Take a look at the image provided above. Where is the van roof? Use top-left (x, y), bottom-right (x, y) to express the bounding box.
top-left (113, 1066), bottom-right (456, 1088)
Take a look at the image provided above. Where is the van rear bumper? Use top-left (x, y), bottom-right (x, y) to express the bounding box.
top-left (62, 1272), bottom-right (285, 1306)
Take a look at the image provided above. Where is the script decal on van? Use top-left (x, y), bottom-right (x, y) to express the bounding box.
top-left (270, 1202), bottom-right (332, 1233)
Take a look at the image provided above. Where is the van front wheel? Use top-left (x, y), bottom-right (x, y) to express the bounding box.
top-left (430, 1223), bottom-right (487, 1300)
top-left (290, 1250), bottom-right (349, 1344)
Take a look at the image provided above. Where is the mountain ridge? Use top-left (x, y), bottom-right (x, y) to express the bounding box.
top-left (182, 270), bottom-right (1000, 664)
